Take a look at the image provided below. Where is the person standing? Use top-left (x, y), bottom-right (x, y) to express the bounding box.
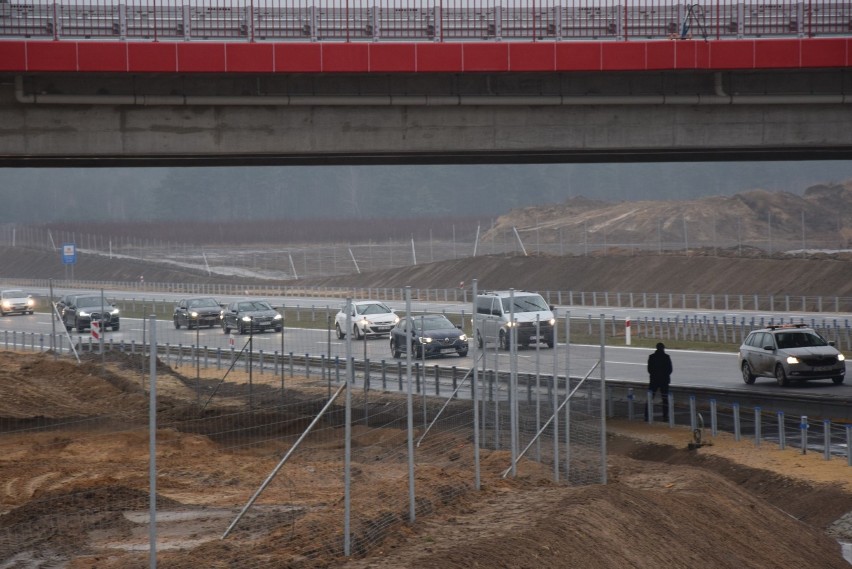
top-left (646, 342), bottom-right (673, 421)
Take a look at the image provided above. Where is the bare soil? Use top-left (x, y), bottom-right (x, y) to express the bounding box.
top-left (2, 245), bottom-right (851, 299)
top-left (0, 351), bottom-right (849, 568)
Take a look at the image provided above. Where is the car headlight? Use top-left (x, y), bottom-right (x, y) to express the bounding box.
top-left (1, 301), bottom-right (10, 309)
top-left (839, 354), bottom-right (846, 362)
top-left (190, 311), bottom-right (199, 318)
top-left (274, 313), bottom-right (283, 320)
top-left (786, 356), bottom-right (800, 365)
top-left (548, 318), bottom-right (556, 325)
top-left (241, 316), bottom-right (252, 322)
top-left (111, 308), bottom-right (120, 315)
top-left (506, 321), bottom-right (517, 328)
top-left (419, 336), bottom-right (433, 344)
top-left (393, 316), bottom-right (400, 324)
top-left (459, 334), bottom-right (467, 341)
top-left (27, 299), bottom-right (35, 307)
top-left (79, 310), bottom-right (90, 317)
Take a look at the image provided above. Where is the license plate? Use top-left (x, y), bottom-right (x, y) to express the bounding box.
top-left (815, 366), bottom-right (833, 371)
top-left (442, 347), bottom-right (457, 353)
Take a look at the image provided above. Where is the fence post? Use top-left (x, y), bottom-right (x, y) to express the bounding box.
top-left (646, 390), bottom-right (653, 423)
top-left (754, 407), bottom-right (761, 447)
top-left (733, 403), bottom-right (741, 441)
top-left (847, 425), bottom-right (852, 467)
top-left (777, 411), bottom-right (786, 450)
top-left (800, 415), bottom-right (808, 454)
top-left (710, 399), bottom-right (717, 436)
top-left (824, 419), bottom-right (832, 461)
top-left (627, 388), bottom-right (634, 421)
top-left (689, 396), bottom-right (696, 432)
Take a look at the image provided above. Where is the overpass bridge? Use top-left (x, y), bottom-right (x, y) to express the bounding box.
top-left (1, 0), bottom-right (851, 166)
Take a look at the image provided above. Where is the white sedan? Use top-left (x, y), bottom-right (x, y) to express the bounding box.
top-left (1, 289), bottom-right (35, 316)
top-left (335, 301), bottom-right (399, 339)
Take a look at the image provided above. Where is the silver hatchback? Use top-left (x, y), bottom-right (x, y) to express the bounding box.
top-left (738, 325), bottom-right (846, 386)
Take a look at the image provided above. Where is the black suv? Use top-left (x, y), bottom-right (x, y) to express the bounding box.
top-left (173, 297), bottom-right (222, 329)
top-left (738, 324), bottom-right (846, 386)
top-left (61, 295), bottom-right (120, 333)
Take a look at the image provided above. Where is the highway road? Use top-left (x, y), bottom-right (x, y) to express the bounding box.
top-left (2, 311), bottom-right (848, 401)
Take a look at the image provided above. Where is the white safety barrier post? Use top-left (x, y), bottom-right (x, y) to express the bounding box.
top-left (777, 411), bottom-right (786, 450)
top-left (625, 317), bottom-right (631, 345)
top-left (823, 420), bottom-right (831, 461)
top-left (800, 415), bottom-right (808, 454)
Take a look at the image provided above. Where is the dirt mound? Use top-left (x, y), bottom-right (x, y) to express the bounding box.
top-left (304, 253), bottom-right (852, 297)
top-left (0, 352), bottom-right (849, 568)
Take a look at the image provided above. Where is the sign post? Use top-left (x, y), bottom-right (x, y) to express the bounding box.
top-left (61, 243), bottom-right (77, 281)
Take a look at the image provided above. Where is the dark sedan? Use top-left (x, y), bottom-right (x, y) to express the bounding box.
top-left (61, 295), bottom-right (120, 332)
top-left (390, 314), bottom-right (468, 359)
top-left (174, 297), bottom-right (222, 329)
top-left (221, 300), bottom-right (283, 334)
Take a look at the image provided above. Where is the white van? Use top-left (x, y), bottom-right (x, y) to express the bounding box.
top-left (474, 290), bottom-right (555, 350)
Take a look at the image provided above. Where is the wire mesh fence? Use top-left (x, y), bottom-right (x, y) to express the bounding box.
top-left (0, 305), bottom-right (849, 565)
top-left (0, 308), bottom-right (606, 566)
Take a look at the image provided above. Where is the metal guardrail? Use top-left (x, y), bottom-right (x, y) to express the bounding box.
top-left (2, 277), bottom-right (850, 314)
top-left (4, 331), bottom-right (851, 450)
top-left (1, 0), bottom-right (851, 42)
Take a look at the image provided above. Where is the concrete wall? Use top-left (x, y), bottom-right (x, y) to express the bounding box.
top-left (2, 70), bottom-right (851, 165)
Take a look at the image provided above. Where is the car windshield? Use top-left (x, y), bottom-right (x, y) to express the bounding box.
top-left (501, 295), bottom-right (549, 313)
top-left (356, 303), bottom-right (392, 315)
top-left (77, 297), bottom-right (108, 308)
top-left (775, 332), bottom-right (829, 349)
top-left (238, 301), bottom-right (272, 311)
top-left (418, 316), bottom-right (455, 331)
top-left (188, 298), bottom-right (219, 308)
top-left (1, 291), bottom-right (24, 299)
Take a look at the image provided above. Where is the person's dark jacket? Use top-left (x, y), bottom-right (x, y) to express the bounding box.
top-left (647, 347), bottom-right (673, 385)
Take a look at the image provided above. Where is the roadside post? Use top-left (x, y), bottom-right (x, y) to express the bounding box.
top-left (625, 317), bottom-right (631, 346)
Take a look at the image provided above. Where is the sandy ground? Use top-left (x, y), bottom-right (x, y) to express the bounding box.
top-left (0, 350), bottom-right (849, 568)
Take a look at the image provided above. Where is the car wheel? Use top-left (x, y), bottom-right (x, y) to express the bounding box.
top-left (391, 339), bottom-right (401, 359)
top-left (832, 376), bottom-right (845, 385)
top-left (174, 318), bottom-right (181, 329)
top-left (545, 340), bottom-right (555, 348)
top-left (775, 364), bottom-right (789, 387)
top-left (112, 324), bottom-right (120, 331)
top-left (741, 362), bottom-right (756, 385)
top-left (457, 349), bottom-right (469, 357)
top-left (499, 331), bottom-right (510, 351)
top-left (336, 323), bottom-right (345, 339)
top-left (275, 326), bottom-right (283, 333)
top-left (353, 325), bottom-right (363, 340)
top-left (27, 310), bottom-right (33, 315)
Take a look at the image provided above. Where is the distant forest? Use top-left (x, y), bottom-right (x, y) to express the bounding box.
top-left (3, 161), bottom-right (852, 224)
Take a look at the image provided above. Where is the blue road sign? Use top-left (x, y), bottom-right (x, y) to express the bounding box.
top-left (62, 243), bottom-right (77, 265)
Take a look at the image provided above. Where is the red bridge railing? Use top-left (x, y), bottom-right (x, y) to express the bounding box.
top-left (1, 1), bottom-right (850, 42)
